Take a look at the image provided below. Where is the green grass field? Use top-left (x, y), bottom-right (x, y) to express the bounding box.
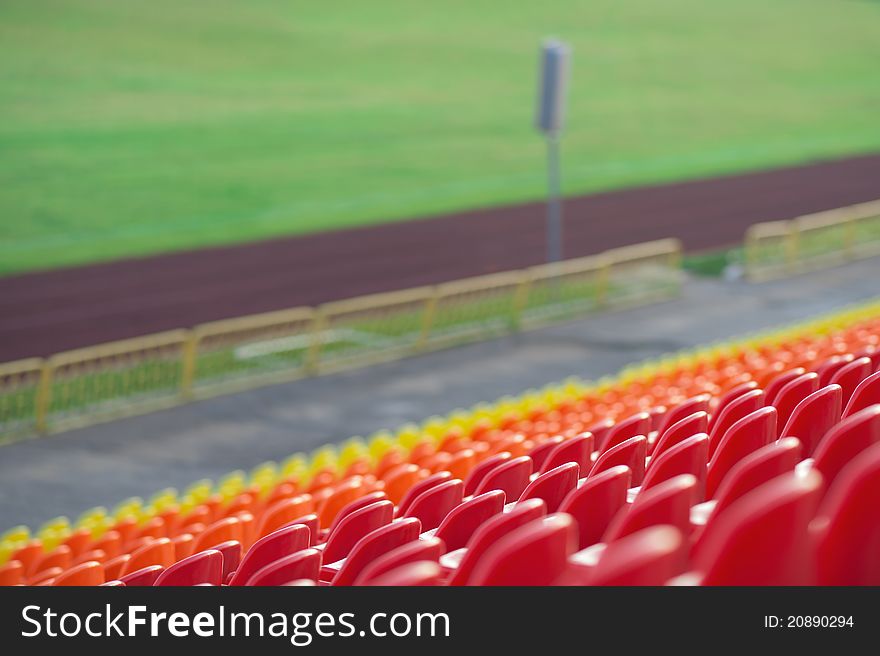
top-left (2, 0), bottom-right (879, 275)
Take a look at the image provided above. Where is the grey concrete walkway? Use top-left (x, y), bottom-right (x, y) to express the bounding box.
top-left (1, 257), bottom-right (878, 529)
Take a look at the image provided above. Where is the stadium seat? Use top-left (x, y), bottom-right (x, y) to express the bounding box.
top-left (558, 466), bottom-right (631, 550)
top-left (641, 434), bottom-right (708, 499)
top-left (119, 565), bottom-right (164, 587)
top-left (246, 549), bottom-right (322, 586)
top-left (473, 456), bottom-right (533, 499)
top-left (830, 356), bottom-right (873, 405)
top-left (53, 561), bottom-right (104, 586)
top-left (320, 501), bottom-right (394, 563)
top-left (812, 405), bottom-right (880, 491)
top-left (651, 411), bottom-right (709, 461)
top-left (813, 441), bottom-right (880, 585)
top-left (654, 395), bottom-right (711, 442)
top-left (763, 368), bottom-right (806, 406)
top-left (353, 536), bottom-right (444, 585)
top-left (540, 433), bottom-right (593, 474)
top-left (517, 462), bottom-right (579, 512)
top-left (707, 390), bottom-right (765, 459)
top-left (779, 385), bottom-right (843, 456)
top-left (603, 474), bottom-right (697, 542)
top-left (843, 371), bottom-right (880, 417)
top-left (706, 407), bottom-right (776, 498)
top-left (600, 412), bottom-right (651, 453)
top-left (773, 373), bottom-right (820, 436)
top-left (396, 472), bottom-right (454, 518)
top-left (227, 524), bottom-right (310, 586)
top-left (154, 550), bottom-right (223, 586)
top-left (434, 490), bottom-right (505, 553)
top-left (467, 514), bottom-right (577, 586)
top-left (462, 452), bottom-right (512, 496)
top-left (587, 525), bottom-right (687, 586)
top-left (330, 518), bottom-right (422, 586)
top-left (366, 561), bottom-right (444, 586)
top-left (693, 471), bottom-right (822, 585)
top-left (403, 480), bottom-right (464, 531)
top-left (590, 436), bottom-right (647, 485)
top-left (446, 499), bottom-right (546, 586)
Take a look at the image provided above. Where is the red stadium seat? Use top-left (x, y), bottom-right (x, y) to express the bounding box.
top-left (706, 407), bottom-right (776, 498)
top-left (468, 514), bottom-right (577, 586)
top-left (331, 518), bottom-right (422, 586)
top-left (473, 456), bottom-right (533, 499)
top-left (403, 480), bottom-right (464, 531)
top-left (650, 411), bottom-right (709, 460)
top-left (540, 433), bottom-right (593, 473)
top-left (590, 436), bottom-right (647, 485)
top-left (517, 462), bottom-right (579, 512)
top-left (773, 372), bottom-right (820, 436)
top-left (119, 565), bottom-right (164, 587)
top-left (830, 356), bottom-right (873, 405)
top-left (245, 548), bottom-right (322, 586)
top-left (154, 550), bottom-right (223, 586)
top-left (812, 405), bottom-right (880, 491)
top-left (446, 499), bottom-right (546, 586)
top-left (462, 452), bottom-right (511, 497)
top-left (600, 412), bottom-right (651, 453)
top-left (779, 384), bottom-right (843, 456)
top-left (707, 389), bottom-right (764, 459)
top-left (353, 536), bottom-right (444, 585)
top-left (654, 395), bottom-right (711, 442)
top-left (434, 490), bottom-right (505, 553)
top-left (319, 500), bottom-right (394, 563)
top-left (843, 371), bottom-right (880, 418)
top-left (763, 367), bottom-right (806, 406)
top-left (641, 434), bottom-right (708, 500)
top-left (366, 561), bottom-right (444, 586)
top-left (227, 524), bottom-right (310, 586)
top-left (588, 525), bottom-right (687, 586)
top-left (693, 471), bottom-right (822, 585)
top-left (559, 465), bottom-right (631, 550)
top-left (396, 472), bottom-right (453, 518)
top-left (603, 474), bottom-right (697, 542)
top-left (814, 442), bottom-right (880, 585)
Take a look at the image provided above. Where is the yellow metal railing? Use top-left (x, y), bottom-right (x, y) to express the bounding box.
top-left (0, 238), bottom-right (683, 441)
top-left (744, 200), bottom-right (880, 281)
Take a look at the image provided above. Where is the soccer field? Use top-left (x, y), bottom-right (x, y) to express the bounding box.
top-left (1, 0), bottom-right (879, 275)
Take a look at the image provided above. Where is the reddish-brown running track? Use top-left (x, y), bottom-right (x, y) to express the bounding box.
top-left (1, 153), bottom-right (879, 362)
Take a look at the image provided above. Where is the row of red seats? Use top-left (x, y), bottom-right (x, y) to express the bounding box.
top-left (4, 356), bottom-right (878, 586)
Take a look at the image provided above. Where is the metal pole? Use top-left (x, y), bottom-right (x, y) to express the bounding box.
top-left (546, 133), bottom-right (563, 264)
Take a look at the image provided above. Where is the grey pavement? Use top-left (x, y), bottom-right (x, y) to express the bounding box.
top-left (1, 257), bottom-right (878, 529)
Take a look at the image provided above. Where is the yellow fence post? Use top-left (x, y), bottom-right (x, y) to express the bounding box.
top-left (305, 310), bottom-right (327, 375)
top-left (784, 222), bottom-right (799, 274)
top-left (596, 256), bottom-right (611, 307)
top-left (417, 290), bottom-right (439, 352)
top-left (179, 330), bottom-right (198, 399)
top-left (511, 273), bottom-right (532, 331)
top-left (34, 360), bottom-right (54, 434)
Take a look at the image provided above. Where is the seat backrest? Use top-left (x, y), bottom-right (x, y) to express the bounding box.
top-left (814, 441), bottom-right (880, 585)
top-left (780, 384), bottom-right (843, 456)
top-left (588, 525), bottom-right (687, 586)
top-left (694, 471), bottom-right (822, 585)
top-left (813, 405), bottom-right (880, 491)
top-left (154, 549), bottom-right (223, 586)
top-left (517, 462), bottom-right (579, 512)
top-left (601, 412), bottom-right (651, 453)
top-left (331, 518), bottom-right (422, 586)
top-left (323, 492), bottom-right (388, 538)
top-left (843, 371), bottom-right (880, 418)
top-left (228, 524), bottom-right (310, 586)
top-left (396, 472), bottom-right (452, 518)
top-left (321, 500), bottom-right (394, 563)
top-left (641, 434), bottom-right (709, 500)
top-left (528, 437), bottom-right (564, 472)
top-left (655, 395), bottom-right (711, 440)
top-left (709, 381), bottom-right (759, 428)
top-left (120, 538), bottom-right (175, 577)
top-left (467, 514), bottom-right (577, 586)
top-left (212, 540), bottom-right (242, 581)
top-left (447, 498), bottom-right (546, 586)
top-left (772, 372), bottom-right (820, 437)
top-left (707, 390), bottom-right (765, 459)
top-left (463, 452), bottom-right (512, 496)
top-left (763, 367), bottom-right (806, 406)
top-left (53, 560), bottom-right (104, 586)
top-left (473, 456), bottom-right (534, 499)
top-left (830, 356), bottom-right (873, 406)
top-left (353, 536), bottom-right (444, 585)
top-left (404, 480), bottom-right (464, 531)
top-left (704, 437), bottom-right (802, 530)
top-left (245, 548), bottom-right (322, 586)
top-left (540, 433), bottom-right (594, 474)
top-left (589, 436), bottom-right (647, 485)
top-left (193, 517), bottom-right (243, 553)
top-left (706, 407), bottom-right (777, 498)
top-left (559, 465), bottom-right (631, 550)
top-left (816, 354), bottom-right (854, 387)
top-left (317, 478), bottom-right (371, 529)
top-left (434, 490), bottom-right (505, 553)
top-left (257, 494), bottom-right (314, 539)
top-left (603, 474), bottom-right (697, 543)
top-left (650, 411), bottom-right (708, 461)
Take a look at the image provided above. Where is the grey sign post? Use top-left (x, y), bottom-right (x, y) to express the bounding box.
top-left (536, 39), bottom-right (571, 264)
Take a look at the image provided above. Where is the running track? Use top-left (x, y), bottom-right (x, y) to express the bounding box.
top-left (1, 153), bottom-right (879, 362)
